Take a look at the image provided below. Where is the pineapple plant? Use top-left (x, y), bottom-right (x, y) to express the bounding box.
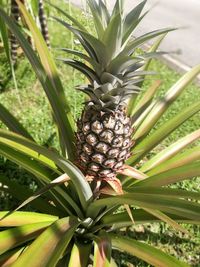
top-left (0, 0), bottom-right (200, 266)
top-left (55, 0), bottom-right (172, 192)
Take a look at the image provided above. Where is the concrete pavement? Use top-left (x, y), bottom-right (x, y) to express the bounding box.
top-left (69, 0), bottom-right (200, 68)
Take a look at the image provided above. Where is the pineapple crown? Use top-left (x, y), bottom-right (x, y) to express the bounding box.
top-left (55, 0), bottom-right (173, 111)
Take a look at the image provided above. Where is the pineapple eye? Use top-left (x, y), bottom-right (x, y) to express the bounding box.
top-left (83, 123), bottom-right (91, 134)
top-left (114, 161), bottom-right (124, 170)
top-left (96, 142), bottom-right (109, 153)
top-left (100, 130), bottom-right (114, 143)
top-left (103, 159), bottom-right (116, 168)
top-left (80, 153), bottom-right (89, 163)
top-left (91, 120), bottom-right (103, 134)
top-left (91, 154), bottom-right (105, 164)
top-left (112, 136), bottom-right (124, 147)
top-left (119, 150), bottom-right (127, 160)
top-left (108, 148), bottom-right (119, 158)
top-left (88, 163), bottom-right (100, 172)
top-left (83, 144), bottom-right (93, 155)
top-left (86, 134), bottom-right (98, 146)
top-left (123, 138), bottom-right (131, 148)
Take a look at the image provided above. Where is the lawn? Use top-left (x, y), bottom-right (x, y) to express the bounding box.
top-left (0, 1), bottom-right (200, 266)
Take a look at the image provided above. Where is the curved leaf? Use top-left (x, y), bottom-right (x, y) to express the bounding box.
top-left (110, 234), bottom-right (189, 267)
top-left (0, 247), bottom-right (26, 267)
top-left (0, 174), bottom-right (63, 216)
top-left (102, 209), bottom-right (200, 229)
top-left (135, 161), bottom-right (200, 187)
top-left (147, 147), bottom-right (200, 176)
top-left (0, 211), bottom-right (58, 227)
top-left (129, 101), bottom-right (200, 165)
top-left (140, 129), bottom-right (200, 172)
top-left (12, 217), bottom-right (79, 267)
top-left (68, 242), bottom-right (91, 267)
top-left (122, 0), bottom-right (147, 44)
top-left (0, 130), bottom-right (93, 210)
top-left (0, 103), bottom-right (33, 140)
top-left (0, 6), bottom-right (76, 159)
top-left (133, 64), bottom-right (200, 141)
top-left (48, 2), bottom-right (87, 31)
top-left (93, 232), bottom-right (111, 267)
top-left (88, 193), bottom-right (200, 221)
top-left (0, 221), bottom-right (52, 255)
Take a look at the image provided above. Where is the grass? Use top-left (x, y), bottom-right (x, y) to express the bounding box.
top-left (0, 1), bottom-right (200, 266)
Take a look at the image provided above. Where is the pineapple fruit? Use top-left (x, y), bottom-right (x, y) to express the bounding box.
top-left (57, 0), bottom-right (172, 184)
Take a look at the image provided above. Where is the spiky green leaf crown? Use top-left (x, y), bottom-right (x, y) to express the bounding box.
top-left (55, 0), bottom-right (172, 111)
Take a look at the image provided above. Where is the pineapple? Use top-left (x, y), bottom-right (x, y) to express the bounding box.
top-left (57, 0), bottom-right (172, 183)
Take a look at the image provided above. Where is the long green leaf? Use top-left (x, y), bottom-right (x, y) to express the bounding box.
top-left (147, 146), bottom-right (200, 176)
top-left (0, 3), bottom-right (20, 103)
top-left (12, 174), bottom-right (70, 213)
top-left (48, 1), bottom-right (87, 31)
top-left (142, 208), bottom-right (189, 234)
top-left (59, 58), bottom-right (99, 83)
top-left (102, 13), bottom-right (122, 61)
top-left (133, 64), bottom-right (200, 141)
top-left (102, 209), bottom-right (199, 229)
top-left (135, 161), bottom-right (200, 187)
top-left (0, 130), bottom-right (93, 210)
top-left (0, 221), bottom-right (52, 255)
top-left (125, 187), bottom-right (200, 200)
top-left (12, 217), bottom-right (79, 267)
top-left (128, 101), bottom-right (200, 165)
top-left (128, 80), bottom-right (161, 117)
top-left (87, 0), bottom-right (105, 38)
top-left (87, 193), bottom-right (200, 221)
top-left (0, 174), bottom-right (63, 216)
top-left (0, 138), bottom-right (84, 216)
top-left (0, 103), bottom-right (33, 140)
top-left (0, 211), bottom-right (58, 227)
top-left (54, 17), bottom-right (108, 66)
top-left (122, 0), bottom-right (147, 44)
top-left (140, 129), bottom-right (200, 172)
top-left (122, 28), bottom-right (174, 56)
top-left (58, 48), bottom-right (101, 74)
top-left (110, 234), bottom-right (189, 267)
top-left (0, 6), bottom-right (75, 160)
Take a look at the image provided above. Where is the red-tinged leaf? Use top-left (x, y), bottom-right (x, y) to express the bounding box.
top-left (118, 165), bottom-right (147, 180)
top-left (110, 234), bottom-right (189, 267)
top-left (68, 242), bottom-right (91, 267)
top-left (93, 232), bottom-right (111, 267)
top-left (12, 217), bottom-right (79, 267)
top-left (0, 247), bottom-right (26, 267)
top-left (100, 177), bottom-right (134, 223)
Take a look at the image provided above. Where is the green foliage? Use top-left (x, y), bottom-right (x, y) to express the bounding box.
top-left (0, 1), bottom-right (199, 266)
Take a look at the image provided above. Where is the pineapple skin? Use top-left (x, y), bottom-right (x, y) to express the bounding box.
top-left (76, 103), bottom-right (133, 179)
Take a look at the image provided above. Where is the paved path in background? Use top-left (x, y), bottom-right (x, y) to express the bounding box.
top-left (70, 0), bottom-right (200, 67)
